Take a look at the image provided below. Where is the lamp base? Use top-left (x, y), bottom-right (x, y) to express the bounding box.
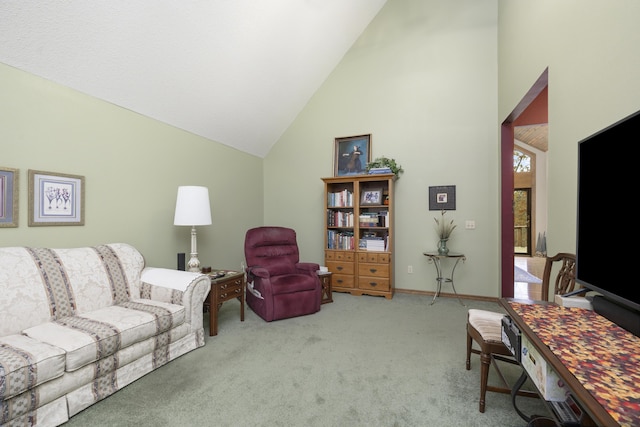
top-left (187, 254), bottom-right (201, 273)
top-left (188, 225), bottom-right (202, 273)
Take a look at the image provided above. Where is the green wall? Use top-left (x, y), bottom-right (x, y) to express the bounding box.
top-left (265, 0), bottom-right (500, 296)
top-left (265, 0), bottom-right (640, 298)
top-left (3, 0), bottom-right (639, 298)
top-left (498, 1), bottom-right (640, 264)
top-left (1, 63), bottom-right (263, 270)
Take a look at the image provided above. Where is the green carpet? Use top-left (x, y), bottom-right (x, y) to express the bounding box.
top-left (63, 292), bottom-right (551, 426)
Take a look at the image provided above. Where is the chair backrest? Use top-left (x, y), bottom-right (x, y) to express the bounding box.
top-left (540, 252), bottom-right (577, 301)
top-left (244, 226), bottom-right (300, 276)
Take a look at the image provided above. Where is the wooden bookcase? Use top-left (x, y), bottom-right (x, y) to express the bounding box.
top-left (322, 174), bottom-right (395, 299)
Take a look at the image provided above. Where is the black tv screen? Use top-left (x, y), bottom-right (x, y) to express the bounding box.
top-left (576, 109), bottom-right (640, 313)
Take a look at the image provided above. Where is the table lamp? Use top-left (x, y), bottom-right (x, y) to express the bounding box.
top-left (174, 186), bottom-right (212, 272)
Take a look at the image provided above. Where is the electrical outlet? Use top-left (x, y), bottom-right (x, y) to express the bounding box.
top-left (408, 265), bottom-right (413, 274)
top-left (465, 220), bottom-right (476, 229)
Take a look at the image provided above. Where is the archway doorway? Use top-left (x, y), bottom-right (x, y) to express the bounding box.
top-left (514, 187), bottom-right (532, 256)
top-left (500, 68), bottom-right (548, 298)
top-left (513, 143), bottom-right (541, 257)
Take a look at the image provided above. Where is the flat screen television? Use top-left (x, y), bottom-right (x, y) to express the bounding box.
top-left (576, 109), bottom-right (640, 314)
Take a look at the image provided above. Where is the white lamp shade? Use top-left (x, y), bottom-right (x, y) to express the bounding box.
top-left (174, 186), bottom-right (212, 226)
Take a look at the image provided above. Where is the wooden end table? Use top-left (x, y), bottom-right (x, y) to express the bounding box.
top-left (318, 271), bottom-right (333, 304)
top-left (204, 270), bottom-right (245, 336)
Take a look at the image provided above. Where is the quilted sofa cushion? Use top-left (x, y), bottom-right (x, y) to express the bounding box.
top-left (22, 299), bottom-right (185, 372)
top-left (0, 244), bottom-right (145, 338)
top-left (0, 334), bottom-right (66, 401)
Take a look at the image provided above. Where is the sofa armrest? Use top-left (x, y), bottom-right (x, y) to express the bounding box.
top-left (140, 267), bottom-right (211, 335)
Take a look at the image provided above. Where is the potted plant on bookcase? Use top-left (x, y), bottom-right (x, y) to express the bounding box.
top-left (365, 156), bottom-right (404, 178)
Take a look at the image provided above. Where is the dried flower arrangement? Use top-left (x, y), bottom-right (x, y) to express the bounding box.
top-left (434, 209), bottom-right (456, 240)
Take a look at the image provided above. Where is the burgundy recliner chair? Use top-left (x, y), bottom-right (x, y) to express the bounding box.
top-left (244, 226), bottom-right (322, 322)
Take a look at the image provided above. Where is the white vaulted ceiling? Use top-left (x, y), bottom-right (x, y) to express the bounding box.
top-left (0, 0), bottom-right (386, 157)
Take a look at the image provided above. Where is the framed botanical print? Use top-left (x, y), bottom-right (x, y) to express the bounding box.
top-left (28, 169), bottom-right (85, 226)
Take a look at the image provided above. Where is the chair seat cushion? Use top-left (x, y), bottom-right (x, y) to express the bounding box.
top-left (468, 309), bottom-right (505, 342)
top-left (270, 274), bottom-right (318, 295)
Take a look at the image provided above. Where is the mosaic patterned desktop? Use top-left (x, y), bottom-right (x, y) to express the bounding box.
top-left (510, 302), bottom-right (640, 427)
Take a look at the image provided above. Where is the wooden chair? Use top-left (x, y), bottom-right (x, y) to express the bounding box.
top-left (465, 252), bottom-right (577, 413)
top-left (540, 252), bottom-right (577, 301)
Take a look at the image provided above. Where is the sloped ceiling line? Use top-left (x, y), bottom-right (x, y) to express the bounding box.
top-left (0, 0), bottom-right (387, 158)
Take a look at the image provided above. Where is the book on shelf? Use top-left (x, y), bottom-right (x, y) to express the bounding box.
top-left (366, 240), bottom-right (385, 251)
top-left (328, 189), bottom-right (353, 207)
top-left (359, 236), bottom-right (386, 251)
top-left (327, 230), bottom-right (354, 250)
top-left (367, 167), bottom-right (392, 174)
top-left (359, 212), bottom-right (379, 227)
top-left (358, 211), bottom-right (388, 227)
top-left (328, 210), bottom-right (353, 227)
top-left (378, 210), bottom-right (389, 227)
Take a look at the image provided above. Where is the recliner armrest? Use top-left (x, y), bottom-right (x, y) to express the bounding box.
top-left (247, 266), bottom-right (270, 279)
top-left (296, 262), bottom-right (320, 275)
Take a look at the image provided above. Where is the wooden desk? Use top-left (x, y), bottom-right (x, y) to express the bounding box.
top-left (204, 270), bottom-right (245, 336)
top-left (500, 298), bottom-right (640, 427)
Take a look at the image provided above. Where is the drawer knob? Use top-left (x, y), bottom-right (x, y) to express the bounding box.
top-left (369, 268), bottom-right (377, 273)
top-left (369, 282), bottom-right (378, 287)
top-left (337, 266), bottom-right (343, 271)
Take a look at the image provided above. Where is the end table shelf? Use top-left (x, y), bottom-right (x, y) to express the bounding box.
top-left (318, 271), bottom-right (333, 304)
top-left (203, 269), bottom-right (245, 336)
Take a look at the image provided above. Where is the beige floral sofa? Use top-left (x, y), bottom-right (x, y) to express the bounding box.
top-left (0, 243), bottom-right (211, 427)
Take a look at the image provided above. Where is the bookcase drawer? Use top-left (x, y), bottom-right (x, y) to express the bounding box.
top-left (357, 252), bottom-right (390, 263)
top-left (333, 274), bottom-right (355, 289)
top-left (358, 277), bottom-right (390, 292)
top-left (377, 253), bottom-right (390, 263)
top-left (358, 262), bottom-right (390, 278)
top-left (327, 260), bottom-right (354, 275)
top-left (325, 250), bottom-right (355, 261)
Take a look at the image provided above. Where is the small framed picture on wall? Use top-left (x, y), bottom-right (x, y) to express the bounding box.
top-left (429, 185), bottom-right (456, 210)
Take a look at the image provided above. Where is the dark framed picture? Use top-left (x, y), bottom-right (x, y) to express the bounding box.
top-left (28, 169), bottom-right (85, 226)
top-left (334, 134), bottom-right (371, 176)
top-left (0, 166), bottom-right (19, 228)
top-left (429, 185), bottom-right (456, 210)
top-left (361, 188), bottom-right (382, 205)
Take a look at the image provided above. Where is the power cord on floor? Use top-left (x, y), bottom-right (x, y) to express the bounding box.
top-left (512, 371), bottom-right (560, 427)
